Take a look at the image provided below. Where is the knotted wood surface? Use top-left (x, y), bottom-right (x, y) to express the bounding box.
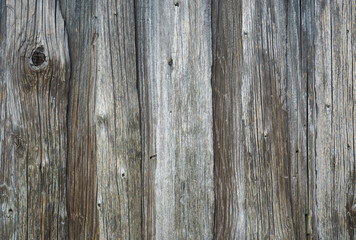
top-left (0, 0), bottom-right (355, 239)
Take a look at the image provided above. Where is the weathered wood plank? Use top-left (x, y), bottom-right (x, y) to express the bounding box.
top-left (1, 0), bottom-right (356, 239)
top-left (211, 0), bottom-right (245, 238)
top-left (311, 0), bottom-right (355, 238)
top-left (0, 1), bottom-right (70, 239)
top-left (241, 1), bottom-right (295, 238)
top-left (59, 0), bottom-right (99, 239)
top-left (94, 1), bottom-right (142, 239)
top-left (212, 0), bottom-right (308, 239)
top-left (61, 0), bottom-right (142, 239)
top-left (136, 0), bottom-right (214, 239)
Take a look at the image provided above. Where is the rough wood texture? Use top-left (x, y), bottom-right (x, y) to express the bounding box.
top-left (0, 1), bottom-right (70, 239)
top-left (211, 0), bottom-right (245, 238)
top-left (94, 1), bottom-right (142, 239)
top-left (311, 0), bottom-right (355, 239)
top-left (60, 0), bottom-right (99, 239)
top-left (212, 0), bottom-right (356, 239)
top-left (1, 0), bottom-right (356, 239)
top-left (136, 0), bottom-right (214, 239)
top-left (212, 0), bottom-right (308, 239)
top-left (61, 0), bottom-right (142, 239)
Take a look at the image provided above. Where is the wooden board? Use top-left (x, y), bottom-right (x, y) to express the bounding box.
top-left (212, 0), bottom-right (308, 238)
top-left (60, 0), bottom-right (99, 239)
top-left (0, 1), bottom-right (70, 239)
top-left (61, 0), bottom-right (142, 239)
top-left (136, 0), bottom-right (215, 239)
top-left (310, 0), bottom-right (356, 238)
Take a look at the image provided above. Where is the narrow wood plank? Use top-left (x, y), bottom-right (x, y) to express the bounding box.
top-left (136, 1), bottom-right (214, 239)
top-left (242, 0), bottom-right (294, 238)
top-left (94, 1), bottom-right (142, 239)
top-left (290, 0), bottom-right (310, 238)
top-left (0, 1), bottom-right (70, 239)
top-left (211, 0), bottom-right (245, 238)
top-left (59, 0), bottom-right (99, 239)
top-left (311, 0), bottom-right (355, 238)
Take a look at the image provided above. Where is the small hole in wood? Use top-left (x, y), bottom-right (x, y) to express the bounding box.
top-left (8, 208), bottom-right (13, 213)
top-left (121, 172), bottom-right (125, 178)
top-left (97, 203), bottom-right (101, 208)
top-left (174, 2), bottom-right (179, 7)
top-left (168, 58), bottom-right (173, 66)
top-left (31, 47), bottom-right (46, 66)
top-left (295, 149), bottom-right (299, 153)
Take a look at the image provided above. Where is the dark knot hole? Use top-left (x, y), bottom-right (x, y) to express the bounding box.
top-left (31, 47), bottom-right (46, 66)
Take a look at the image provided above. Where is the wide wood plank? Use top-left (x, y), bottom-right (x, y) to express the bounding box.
top-left (212, 0), bottom-right (308, 238)
top-left (61, 0), bottom-right (142, 239)
top-left (0, 1), bottom-right (70, 239)
top-left (136, 1), bottom-right (215, 239)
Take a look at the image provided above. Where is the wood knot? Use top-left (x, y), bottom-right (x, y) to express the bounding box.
top-left (31, 46), bottom-right (46, 67)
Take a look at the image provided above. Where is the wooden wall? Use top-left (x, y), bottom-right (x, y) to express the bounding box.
top-left (0, 0), bottom-right (355, 239)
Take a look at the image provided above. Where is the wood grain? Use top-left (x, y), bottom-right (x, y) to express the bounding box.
top-left (1, 0), bottom-right (356, 239)
top-left (311, 0), bottom-right (355, 239)
top-left (212, 0), bottom-right (308, 239)
top-left (60, 0), bottom-right (99, 239)
top-left (136, 0), bottom-right (215, 239)
top-left (94, 1), bottom-right (142, 239)
top-left (0, 1), bottom-right (70, 239)
top-left (61, 0), bottom-right (142, 239)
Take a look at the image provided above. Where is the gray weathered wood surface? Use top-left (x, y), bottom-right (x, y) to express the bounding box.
top-left (136, 1), bottom-right (214, 239)
top-left (213, 0), bottom-right (304, 238)
top-left (311, 1), bottom-right (355, 239)
top-left (0, 1), bottom-right (70, 239)
top-left (0, 0), bottom-right (355, 239)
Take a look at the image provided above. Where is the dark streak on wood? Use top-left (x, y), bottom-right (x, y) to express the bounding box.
top-left (60, 0), bottom-right (99, 239)
top-left (211, 0), bottom-right (244, 238)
